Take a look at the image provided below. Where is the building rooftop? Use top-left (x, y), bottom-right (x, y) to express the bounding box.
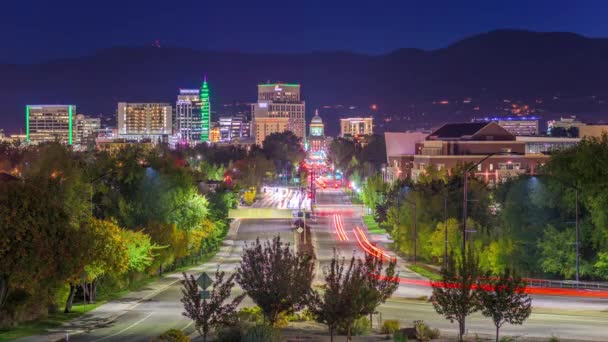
top-left (428, 122), bottom-right (515, 141)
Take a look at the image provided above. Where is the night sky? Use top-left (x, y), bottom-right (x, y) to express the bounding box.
top-left (2, 0), bottom-right (608, 63)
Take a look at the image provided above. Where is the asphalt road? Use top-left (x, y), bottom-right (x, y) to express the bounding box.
top-left (41, 188), bottom-right (608, 341)
top-left (312, 188), bottom-right (608, 340)
top-left (64, 218), bottom-right (294, 342)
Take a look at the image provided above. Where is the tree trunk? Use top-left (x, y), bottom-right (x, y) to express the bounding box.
top-left (203, 331), bottom-right (207, 342)
top-left (64, 284), bottom-right (76, 313)
top-left (495, 325), bottom-right (500, 342)
top-left (329, 326), bottom-right (334, 342)
top-left (90, 280), bottom-right (98, 303)
top-left (347, 326), bottom-right (352, 342)
top-left (459, 320), bottom-right (465, 342)
top-left (0, 274), bottom-right (8, 310)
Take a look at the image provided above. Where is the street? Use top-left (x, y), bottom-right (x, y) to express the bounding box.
top-left (21, 188), bottom-right (608, 342)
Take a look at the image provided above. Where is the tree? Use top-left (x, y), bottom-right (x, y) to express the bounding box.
top-left (311, 252), bottom-right (398, 342)
top-left (477, 269), bottom-right (532, 342)
top-left (360, 173), bottom-right (388, 214)
top-left (262, 131), bottom-right (305, 176)
top-left (311, 254), bottom-right (363, 342)
top-left (181, 269), bottom-right (245, 342)
top-left (236, 236), bottom-right (314, 325)
top-left (538, 225), bottom-right (577, 279)
top-left (431, 249), bottom-right (481, 342)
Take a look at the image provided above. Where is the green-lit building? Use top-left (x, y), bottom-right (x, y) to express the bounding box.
top-left (26, 104), bottom-right (76, 145)
top-left (200, 76), bottom-right (211, 142)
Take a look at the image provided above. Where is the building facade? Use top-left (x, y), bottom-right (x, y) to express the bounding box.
top-left (308, 109), bottom-right (326, 152)
top-left (117, 103), bottom-right (172, 139)
top-left (391, 122), bottom-right (549, 185)
top-left (547, 116), bottom-right (586, 137)
top-left (175, 89), bottom-right (202, 143)
top-left (253, 117), bottom-right (289, 146)
top-left (579, 125), bottom-right (608, 139)
top-left (26, 105), bottom-right (76, 145)
top-left (200, 77), bottom-right (211, 142)
top-left (75, 114), bottom-right (101, 147)
top-left (252, 83), bottom-right (305, 145)
top-left (340, 117), bottom-right (373, 137)
top-left (219, 115), bottom-right (250, 143)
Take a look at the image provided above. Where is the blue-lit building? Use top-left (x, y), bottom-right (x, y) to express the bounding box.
top-left (473, 116), bottom-right (539, 136)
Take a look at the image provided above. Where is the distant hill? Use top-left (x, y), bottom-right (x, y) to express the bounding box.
top-left (2, 29), bottom-right (608, 135)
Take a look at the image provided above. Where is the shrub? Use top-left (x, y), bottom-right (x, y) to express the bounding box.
top-left (548, 337), bottom-right (560, 342)
top-left (393, 330), bottom-right (408, 342)
top-left (154, 329), bottom-right (190, 342)
top-left (216, 325), bottom-right (243, 342)
top-left (242, 324), bottom-right (281, 342)
top-left (414, 320), bottom-right (440, 341)
top-left (238, 306), bottom-right (264, 323)
top-left (351, 316), bottom-right (371, 336)
top-left (298, 308), bottom-right (316, 322)
top-left (382, 320), bottom-right (400, 334)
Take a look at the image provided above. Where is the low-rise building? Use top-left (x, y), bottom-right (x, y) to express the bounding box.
top-left (340, 117), bottom-right (373, 137)
top-left (253, 117), bottom-right (289, 146)
top-left (384, 131), bottom-right (429, 182)
top-left (403, 122), bottom-right (548, 185)
top-left (579, 125), bottom-right (608, 139)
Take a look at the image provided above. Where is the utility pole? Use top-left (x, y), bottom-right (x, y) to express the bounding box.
top-left (443, 195), bottom-right (448, 268)
top-left (575, 188), bottom-right (579, 286)
top-left (462, 170), bottom-right (468, 263)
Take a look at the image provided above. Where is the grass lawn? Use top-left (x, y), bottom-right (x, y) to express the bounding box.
top-left (0, 250), bottom-right (219, 341)
top-left (363, 215), bottom-right (388, 235)
top-left (409, 264), bottom-right (442, 281)
top-left (0, 302), bottom-right (104, 342)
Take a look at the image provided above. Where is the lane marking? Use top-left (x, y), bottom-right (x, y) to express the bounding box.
top-left (93, 312), bottom-right (154, 342)
top-left (181, 320), bottom-right (194, 331)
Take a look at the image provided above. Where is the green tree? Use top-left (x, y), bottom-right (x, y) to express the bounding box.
top-left (477, 269), bottom-right (532, 342)
top-left (236, 236), bottom-right (314, 325)
top-left (432, 249), bottom-right (481, 342)
top-left (538, 225), bottom-right (577, 279)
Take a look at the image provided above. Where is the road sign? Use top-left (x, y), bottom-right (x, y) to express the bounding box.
top-left (296, 227), bottom-right (304, 234)
top-left (197, 272), bottom-right (213, 290)
top-left (199, 290), bottom-right (210, 299)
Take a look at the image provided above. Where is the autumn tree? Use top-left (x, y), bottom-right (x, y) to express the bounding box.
top-left (477, 269), bottom-right (532, 342)
top-left (432, 249), bottom-right (481, 342)
top-left (236, 236), bottom-right (314, 325)
top-left (181, 269), bottom-right (245, 342)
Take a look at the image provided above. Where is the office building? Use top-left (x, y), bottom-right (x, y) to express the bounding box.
top-left (26, 105), bottom-right (76, 145)
top-left (209, 126), bottom-right (220, 143)
top-left (473, 116), bottom-right (539, 136)
top-left (117, 103), bottom-right (172, 139)
top-left (407, 122), bottom-right (548, 185)
top-left (308, 110), bottom-right (326, 152)
top-left (74, 114), bottom-right (101, 146)
top-left (253, 117), bottom-right (289, 146)
top-left (340, 117), bottom-right (374, 137)
top-left (175, 89), bottom-right (202, 143)
top-left (219, 115), bottom-right (250, 143)
top-left (200, 77), bottom-right (211, 142)
top-left (252, 83), bottom-right (305, 145)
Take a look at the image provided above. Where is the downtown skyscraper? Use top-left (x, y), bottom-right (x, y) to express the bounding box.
top-left (251, 83), bottom-right (305, 146)
top-left (175, 89), bottom-right (202, 143)
top-left (200, 76), bottom-right (211, 142)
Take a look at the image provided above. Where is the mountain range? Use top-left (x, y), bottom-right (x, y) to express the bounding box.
top-left (2, 29), bottom-right (608, 135)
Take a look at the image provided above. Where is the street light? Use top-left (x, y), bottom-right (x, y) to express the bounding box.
top-left (461, 152), bottom-right (507, 261)
top-left (401, 197), bottom-right (418, 265)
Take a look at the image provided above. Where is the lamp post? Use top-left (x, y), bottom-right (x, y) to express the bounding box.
top-left (462, 152), bottom-right (503, 262)
top-left (402, 197), bottom-right (417, 264)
